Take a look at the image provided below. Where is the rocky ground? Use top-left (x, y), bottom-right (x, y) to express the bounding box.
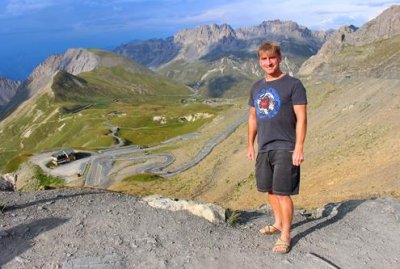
top-left (1, 188), bottom-right (399, 269)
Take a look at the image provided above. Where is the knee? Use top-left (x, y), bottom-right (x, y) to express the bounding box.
top-left (275, 194), bottom-right (290, 202)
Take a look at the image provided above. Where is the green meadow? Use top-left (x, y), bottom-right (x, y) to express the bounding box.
top-left (0, 93), bottom-right (228, 173)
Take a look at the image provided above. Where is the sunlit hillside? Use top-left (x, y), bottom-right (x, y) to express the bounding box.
top-left (0, 50), bottom-right (229, 173)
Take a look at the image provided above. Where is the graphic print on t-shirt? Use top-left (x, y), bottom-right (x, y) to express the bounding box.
top-left (254, 88), bottom-right (281, 119)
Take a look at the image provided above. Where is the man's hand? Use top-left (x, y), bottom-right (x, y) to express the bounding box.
top-left (293, 104), bottom-right (307, 166)
top-left (292, 147), bottom-right (304, 166)
top-left (247, 107), bottom-right (257, 161)
top-left (247, 145), bottom-right (255, 161)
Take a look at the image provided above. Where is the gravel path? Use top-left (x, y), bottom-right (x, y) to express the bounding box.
top-left (1, 189), bottom-right (399, 269)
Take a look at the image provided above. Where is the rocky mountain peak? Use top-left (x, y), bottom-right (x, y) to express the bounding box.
top-left (0, 77), bottom-right (21, 107)
top-left (349, 4), bottom-right (400, 45)
top-left (59, 48), bottom-right (99, 75)
top-left (298, 5), bottom-right (400, 75)
top-left (26, 48), bottom-right (99, 96)
top-left (316, 4), bottom-right (399, 53)
top-left (28, 49), bottom-right (98, 82)
top-left (259, 20), bottom-right (305, 33)
top-left (174, 23), bottom-right (237, 45)
top-left (115, 19), bottom-right (329, 69)
top-left (236, 19), bottom-right (313, 40)
top-left (170, 23), bottom-right (239, 61)
top-left (317, 25), bottom-right (358, 57)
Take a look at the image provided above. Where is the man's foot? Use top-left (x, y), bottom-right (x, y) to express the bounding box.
top-left (259, 225), bottom-right (281, 235)
top-left (273, 238), bottom-right (291, 254)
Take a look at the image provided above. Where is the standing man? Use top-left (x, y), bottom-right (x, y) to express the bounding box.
top-left (247, 41), bottom-right (307, 254)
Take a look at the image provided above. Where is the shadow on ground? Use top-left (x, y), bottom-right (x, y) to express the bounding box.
top-left (0, 217), bottom-right (68, 266)
top-left (75, 152), bottom-right (92, 160)
top-left (292, 199), bottom-right (365, 246)
top-left (4, 190), bottom-right (104, 212)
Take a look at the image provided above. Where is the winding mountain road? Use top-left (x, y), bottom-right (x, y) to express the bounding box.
top-left (85, 109), bottom-right (248, 188)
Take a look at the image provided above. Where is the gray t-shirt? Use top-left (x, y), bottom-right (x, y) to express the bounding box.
top-left (248, 74), bottom-right (307, 152)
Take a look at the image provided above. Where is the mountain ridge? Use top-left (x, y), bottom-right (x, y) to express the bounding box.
top-left (0, 48), bottom-right (191, 120)
top-left (116, 19), bottom-right (330, 67)
top-left (114, 19), bottom-right (332, 97)
top-left (299, 4), bottom-right (400, 75)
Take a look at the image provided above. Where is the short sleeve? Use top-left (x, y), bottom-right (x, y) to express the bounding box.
top-left (248, 91), bottom-right (254, 107)
top-left (248, 82), bottom-right (257, 107)
top-left (292, 80), bottom-right (307, 105)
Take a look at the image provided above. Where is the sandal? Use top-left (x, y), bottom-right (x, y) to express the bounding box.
top-left (259, 225), bottom-right (281, 235)
top-left (273, 238), bottom-right (291, 254)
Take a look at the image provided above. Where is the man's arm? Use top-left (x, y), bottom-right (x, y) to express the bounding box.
top-left (293, 104), bottom-right (307, 166)
top-left (247, 107), bottom-right (257, 160)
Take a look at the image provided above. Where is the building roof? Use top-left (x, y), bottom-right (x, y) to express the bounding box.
top-left (51, 149), bottom-right (74, 158)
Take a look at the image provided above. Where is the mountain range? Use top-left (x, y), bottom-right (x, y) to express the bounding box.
top-left (114, 20), bottom-right (332, 97)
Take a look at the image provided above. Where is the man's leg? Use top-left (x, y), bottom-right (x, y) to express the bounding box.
top-left (273, 194), bottom-right (293, 253)
top-left (268, 192), bottom-right (283, 230)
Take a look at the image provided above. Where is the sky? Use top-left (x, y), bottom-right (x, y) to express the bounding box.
top-left (0, 0), bottom-right (398, 80)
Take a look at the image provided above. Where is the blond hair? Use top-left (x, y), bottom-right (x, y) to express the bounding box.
top-left (257, 41), bottom-right (281, 58)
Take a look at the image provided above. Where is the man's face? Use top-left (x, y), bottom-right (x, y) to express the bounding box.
top-left (259, 51), bottom-right (281, 76)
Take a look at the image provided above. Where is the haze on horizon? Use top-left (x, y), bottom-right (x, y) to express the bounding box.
top-left (0, 0), bottom-right (398, 80)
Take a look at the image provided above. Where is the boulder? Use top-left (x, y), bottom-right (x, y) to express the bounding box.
top-left (143, 195), bottom-right (226, 224)
top-left (0, 176), bottom-right (14, 191)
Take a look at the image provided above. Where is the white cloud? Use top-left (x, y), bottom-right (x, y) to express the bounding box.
top-left (5, 0), bottom-right (60, 16)
top-left (169, 0), bottom-right (399, 30)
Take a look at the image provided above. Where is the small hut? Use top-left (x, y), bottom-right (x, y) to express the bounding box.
top-left (51, 149), bottom-right (76, 166)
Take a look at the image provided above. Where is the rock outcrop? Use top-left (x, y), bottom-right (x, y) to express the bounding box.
top-left (0, 176), bottom-right (14, 191)
top-left (26, 48), bottom-right (99, 97)
top-left (299, 5), bottom-right (400, 75)
top-left (0, 77), bottom-right (21, 108)
top-left (143, 195), bottom-right (226, 224)
top-left (0, 48), bottom-right (100, 120)
top-left (349, 5), bottom-right (400, 46)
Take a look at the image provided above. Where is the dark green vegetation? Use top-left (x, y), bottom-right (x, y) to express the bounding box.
top-left (34, 166), bottom-right (65, 188)
top-left (0, 49), bottom-right (228, 173)
top-left (225, 208), bottom-right (242, 226)
top-left (122, 173), bottom-right (163, 183)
